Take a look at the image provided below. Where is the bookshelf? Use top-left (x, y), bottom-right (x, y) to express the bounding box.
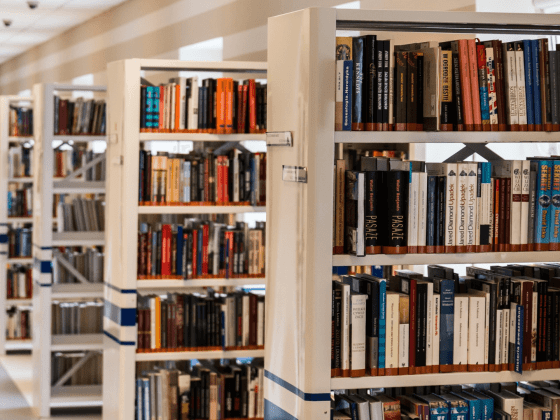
top-left (31, 83), bottom-right (107, 417)
top-left (0, 95), bottom-right (34, 355)
top-left (103, 59), bottom-right (267, 420)
top-left (265, 8), bottom-right (560, 420)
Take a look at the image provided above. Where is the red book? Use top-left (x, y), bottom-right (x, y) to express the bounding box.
top-left (468, 39), bottom-right (482, 131)
top-left (248, 80), bottom-right (257, 134)
top-left (59, 100), bottom-right (68, 135)
top-left (159, 86), bottom-right (165, 132)
top-left (408, 279), bottom-right (417, 375)
top-left (146, 228), bottom-right (152, 276)
top-left (161, 224), bottom-right (172, 276)
top-left (26, 269), bottom-right (32, 298)
top-left (505, 177), bottom-right (512, 251)
top-left (192, 229), bottom-right (198, 278)
top-left (521, 281), bottom-right (534, 371)
top-left (237, 85), bottom-right (244, 133)
top-left (144, 310), bottom-right (151, 350)
top-left (217, 156), bottom-right (223, 204)
top-left (202, 224), bottom-right (209, 276)
top-left (458, 40), bottom-right (474, 131)
top-left (223, 157), bottom-right (229, 203)
top-left (225, 78), bottom-right (234, 134)
top-left (493, 178), bottom-right (500, 251)
top-left (216, 78), bottom-right (226, 134)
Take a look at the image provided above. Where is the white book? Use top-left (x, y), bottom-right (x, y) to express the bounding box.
top-left (335, 60), bottom-right (345, 130)
top-left (516, 47), bottom-right (527, 126)
top-left (351, 292), bottom-right (367, 375)
top-left (233, 149), bottom-right (240, 202)
top-left (337, 281), bottom-right (351, 375)
top-left (432, 293), bottom-right (440, 367)
top-left (532, 291), bottom-right (538, 362)
top-left (502, 308), bottom-right (509, 368)
top-left (169, 77), bottom-right (187, 130)
top-left (364, 396), bottom-right (382, 420)
top-left (490, 390), bottom-right (524, 420)
top-left (467, 289), bottom-right (489, 366)
top-left (466, 163), bottom-right (478, 251)
top-left (496, 309), bottom-right (503, 366)
top-left (399, 323), bottom-right (409, 370)
top-left (456, 162), bottom-right (469, 251)
top-left (257, 300), bottom-right (265, 346)
top-left (408, 170), bottom-right (419, 253)
top-left (170, 82), bottom-right (176, 131)
top-left (418, 172), bottom-right (428, 252)
top-left (242, 294), bottom-right (250, 347)
top-left (150, 298), bottom-right (156, 349)
top-left (385, 291), bottom-right (399, 371)
top-left (453, 294), bottom-right (469, 368)
top-left (467, 294), bottom-right (486, 369)
top-left (187, 77), bottom-right (199, 130)
top-left (486, 47), bottom-right (499, 126)
top-left (511, 160), bottom-right (523, 249)
top-left (425, 282), bottom-right (434, 369)
top-left (18, 272), bottom-right (26, 297)
top-left (503, 45), bottom-right (519, 125)
top-left (443, 163), bottom-right (458, 249)
top-left (520, 160), bottom-right (530, 248)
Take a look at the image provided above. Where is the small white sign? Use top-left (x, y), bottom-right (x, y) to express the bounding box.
top-left (266, 131), bottom-right (292, 147)
top-left (282, 165), bottom-right (307, 183)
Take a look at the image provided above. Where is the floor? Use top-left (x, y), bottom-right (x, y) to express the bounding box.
top-left (0, 352), bottom-right (101, 420)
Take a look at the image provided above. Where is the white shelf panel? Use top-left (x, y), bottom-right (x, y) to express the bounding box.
top-left (138, 205), bottom-right (265, 214)
top-left (5, 339), bottom-right (32, 351)
top-left (53, 135), bottom-right (106, 142)
top-left (331, 368), bottom-right (560, 390)
top-left (136, 348), bottom-right (265, 361)
top-left (137, 278), bottom-right (266, 292)
top-left (7, 258), bottom-right (33, 264)
top-left (8, 136), bottom-right (33, 142)
top-left (50, 384), bottom-right (102, 408)
top-left (51, 283), bottom-right (103, 300)
top-left (139, 132), bottom-right (266, 142)
top-left (335, 131), bottom-right (560, 144)
top-left (51, 334), bottom-right (104, 351)
top-left (8, 177), bottom-right (32, 183)
top-left (6, 298), bottom-right (32, 306)
top-left (138, 59), bottom-right (267, 73)
top-left (6, 217), bottom-right (32, 224)
top-left (333, 251), bottom-right (560, 266)
top-left (51, 231), bottom-right (104, 246)
top-left (53, 180), bottom-right (105, 194)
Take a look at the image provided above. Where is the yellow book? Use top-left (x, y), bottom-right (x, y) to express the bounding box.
top-left (173, 158), bottom-right (181, 203)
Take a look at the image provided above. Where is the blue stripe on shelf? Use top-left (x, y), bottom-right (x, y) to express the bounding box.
top-left (34, 280), bottom-right (51, 287)
top-left (264, 370), bottom-right (331, 402)
top-left (104, 301), bottom-right (136, 327)
top-left (103, 330), bottom-right (135, 346)
top-left (264, 399), bottom-right (299, 420)
top-left (104, 282), bottom-right (137, 294)
top-left (0, 234), bottom-right (8, 243)
top-left (33, 244), bottom-right (52, 250)
top-left (0, 223), bottom-right (8, 227)
top-left (0, 251), bottom-right (7, 255)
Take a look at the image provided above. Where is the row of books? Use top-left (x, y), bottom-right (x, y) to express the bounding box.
top-left (137, 221), bottom-right (266, 279)
top-left (7, 185), bottom-right (32, 218)
top-left (8, 145), bottom-right (32, 178)
top-left (334, 154), bottom-right (560, 256)
top-left (139, 150), bottom-right (267, 207)
top-left (56, 198), bottom-right (105, 232)
top-left (8, 227), bottom-right (31, 258)
top-left (52, 351), bottom-right (102, 386)
top-left (140, 77), bottom-right (266, 134)
top-left (53, 96), bottom-right (106, 136)
top-left (136, 291), bottom-right (265, 352)
top-left (7, 265), bottom-right (32, 300)
top-left (135, 360), bottom-right (264, 420)
top-left (51, 300), bottom-right (103, 335)
top-left (54, 248), bottom-right (104, 284)
top-left (6, 307), bottom-right (30, 340)
top-left (54, 149), bottom-right (105, 179)
top-left (9, 106), bottom-right (33, 137)
top-left (332, 263), bottom-right (560, 379)
top-left (336, 36), bottom-right (560, 132)
top-left (331, 381), bottom-right (560, 420)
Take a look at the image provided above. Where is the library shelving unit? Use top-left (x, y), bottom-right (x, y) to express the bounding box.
top-left (264, 8), bottom-right (560, 420)
top-left (31, 83), bottom-right (106, 417)
top-left (102, 59), bottom-right (267, 420)
top-left (0, 95), bottom-right (34, 354)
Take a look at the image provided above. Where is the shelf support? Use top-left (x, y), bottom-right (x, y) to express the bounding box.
top-left (62, 153), bottom-right (105, 180)
top-left (212, 141), bottom-right (251, 156)
top-left (52, 350), bottom-right (98, 388)
top-left (53, 251), bottom-right (92, 284)
top-left (443, 143), bottom-right (504, 163)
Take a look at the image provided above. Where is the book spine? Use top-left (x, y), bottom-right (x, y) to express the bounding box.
top-left (504, 45), bottom-right (519, 129)
top-left (376, 40), bottom-right (384, 130)
top-left (378, 279), bottom-right (387, 375)
top-left (532, 40), bottom-right (543, 129)
top-left (417, 284), bottom-right (428, 373)
top-left (383, 40), bottom-right (391, 131)
top-left (418, 172), bottom-right (427, 253)
top-left (436, 176), bottom-right (446, 253)
top-left (551, 51), bottom-right (560, 130)
top-left (352, 37), bottom-right (365, 131)
top-left (544, 39), bottom-right (553, 130)
top-left (522, 282), bottom-right (533, 371)
top-left (453, 295), bottom-right (468, 371)
top-left (342, 61), bottom-right (353, 131)
top-left (444, 163), bottom-right (457, 253)
top-left (409, 279), bottom-right (417, 374)
top-left (493, 178), bottom-right (500, 250)
top-left (440, 50), bottom-right (454, 131)
top-left (452, 51), bottom-right (465, 131)
top-left (531, 289), bottom-right (538, 366)
top-left (523, 40), bottom-right (535, 130)
top-left (511, 160), bottom-right (522, 251)
top-left (521, 160), bottom-right (531, 251)
top-left (364, 35), bottom-right (377, 130)
top-left (395, 51), bottom-right (408, 131)
top-left (350, 294), bottom-right (367, 377)
top-left (385, 293), bottom-right (399, 376)
top-left (426, 176), bottom-right (437, 253)
top-left (466, 163), bottom-right (477, 253)
top-left (456, 163), bottom-right (468, 253)
top-left (549, 161), bottom-right (560, 250)
top-left (334, 160), bottom-right (346, 254)
top-left (433, 293), bottom-right (440, 372)
top-left (440, 279), bottom-right (455, 372)
top-left (408, 169), bottom-right (419, 253)
top-left (495, 41), bottom-right (508, 130)
top-left (468, 296), bottom-right (486, 371)
top-left (458, 40), bottom-right (474, 130)
top-left (425, 282), bottom-right (434, 372)
top-left (382, 170), bottom-right (408, 254)
top-left (514, 303), bottom-right (524, 373)
top-left (469, 39), bottom-right (483, 130)
top-left (477, 44), bottom-right (491, 129)
top-left (406, 52), bottom-right (418, 131)
top-left (486, 47), bottom-right (499, 129)
top-left (516, 47), bottom-right (528, 129)
top-left (365, 171), bottom-right (382, 254)
top-left (535, 160), bottom-right (552, 250)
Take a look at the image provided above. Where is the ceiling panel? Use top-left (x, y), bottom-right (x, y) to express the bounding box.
top-left (0, 0), bottom-right (129, 64)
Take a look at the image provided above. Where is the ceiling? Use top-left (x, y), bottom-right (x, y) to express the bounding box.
top-left (0, 0), bottom-right (129, 64)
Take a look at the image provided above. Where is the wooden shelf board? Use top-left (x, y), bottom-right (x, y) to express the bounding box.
top-left (137, 278), bottom-right (266, 292)
top-left (139, 132), bottom-right (266, 142)
top-left (5, 339), bottom-right (32, 351)
top-left (50, 384), bottom-right (102, 407)
top-left (8, 136), bottom-right (33, 142)
top-left (51, 334), bottom-right (104, 351)
top-left (333, 251), bottom-right (560, 266)
top-left (138, 205), bottom-right (265, 214)
top-left (136, 348), bottom-right (265, 361)
top-left (6, 217), bottom-right (32, 224)
top-left (331, 368), bottom-right (560, 389)
top-left (335, 131), bottom-right (560, 144)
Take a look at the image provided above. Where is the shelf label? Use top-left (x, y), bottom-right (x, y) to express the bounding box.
top-left (282, 165), bottom-right (307, 183)
top-left (267, 131), bottom-right (292, 147)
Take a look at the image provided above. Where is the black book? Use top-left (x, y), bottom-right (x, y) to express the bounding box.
top-left (416, 282), bottom-right (428, 368)
top-left (436, 175), bottom-right (447, 250)
top-left (190, 295), bottom-right (197, 348)
top-left (382, 40), bottom-right (390, 130)
top-left (450, 41), bottom-right (464, 130)
top-left (550, 51), bottom-right (559, 127)
top-left (364, 35), bottom-right (377, 130)
top-left (417, 53), bottom-right (424, 130)
top-left (332, 283), bottom-right (342, 374)
top-left (426, 175), bottom-right (437, 252)
top-left (235, 294), bottom-right (243, 347)
top-left (376, 40), bottom-right (384, 128)
top-left (394, 51), bottom-right (408, 131)
top-left (544, 284), bottom-right (553, 363)
top-left (356, 275), bottom-right (380, 375)
top-left (550, 288), bottom-right (560, 362)
top-left (382, 161), bottom-right (409, 254)
top-left (361, 157), bottom-right (382, 254)
top-left (352, 37), bottom-right (365, 131)
top-left (198, 86), bottom-right (204, 129)
top-left (140, 86), bottom-right (147, 129)
top-left (406, 51), bottom-right (418, 131)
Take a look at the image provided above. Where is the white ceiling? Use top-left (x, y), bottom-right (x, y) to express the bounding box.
top-left (0, 0), bottom-right (129, 64)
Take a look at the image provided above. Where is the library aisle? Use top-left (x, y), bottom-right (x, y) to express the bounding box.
top-left (0, 354), bottom-right (100, 420)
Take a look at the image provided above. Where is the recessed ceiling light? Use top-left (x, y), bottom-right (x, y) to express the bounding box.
top-left (3, 19), bottom-right (13, 27)
top-left (27, 1), bottom-right (39, 9)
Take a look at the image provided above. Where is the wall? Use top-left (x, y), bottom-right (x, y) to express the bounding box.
top-left (0, 0), bottom-right (483, 94)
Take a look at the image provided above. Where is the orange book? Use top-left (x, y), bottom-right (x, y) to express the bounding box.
top-left (468, 39), bottom-right (482, 131)
top-left (174, 84), bottom-right (181, 131)
top-left (159, 85), bottom-right (165, 132)
top-left (457, 40), bottom-right (474, 131)
top-left (225, 78), bottom-right (234, 134)
top-left (166, 157), bottom-right (173, 204)
top-left (173, 158), bottom-right (180, 203)
top-left (216, 78), bottom-right (226, 134)
top-left (155, 296), bottom-right (161, 349)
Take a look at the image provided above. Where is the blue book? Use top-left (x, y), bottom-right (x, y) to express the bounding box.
top-left (7, 191), bottom-right (12, 216)
top-left (494, 409), bottom-right (507, 420)
top-left (416, 394), bottom-right (449, 420)
top-left (197, 227), bottom-right (203, 276)
top-left (464, 390), bottom-right (494, 420)
top-left (136, 378), bottom-right (143, 420)
top-left (342, 60), bottom-right (353, 131)
top-left (142, 378), bottom-right (150, 420)
top-left (426, 175), bottom-right (437, 249)
top-left (523, 40), bottom-right (535, 127)
top-left (434, 277), bottom-right (454, 369)
top-left (542, 409), bottom-right (552, 420)
top-left (439, 394), bottom-right (469, 420)
top-left (514, 303), bottom-right (524, 373)
top-left (532, 40), bottom-right (542, 126)
top-left (250, 155), bottom-right (257, 206)
top-left (534, 160), bottom-right (553, 246)
top-left (151, 231), bottom-right (157, 276)
top-left (549, 161), bottom-right (560, 247)
top-left (176, 226), bottom-right (183, 276)
top-left (451, 391), bottom-right (481, 420)
top-left (378, 277), bottom-right (387, 370)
